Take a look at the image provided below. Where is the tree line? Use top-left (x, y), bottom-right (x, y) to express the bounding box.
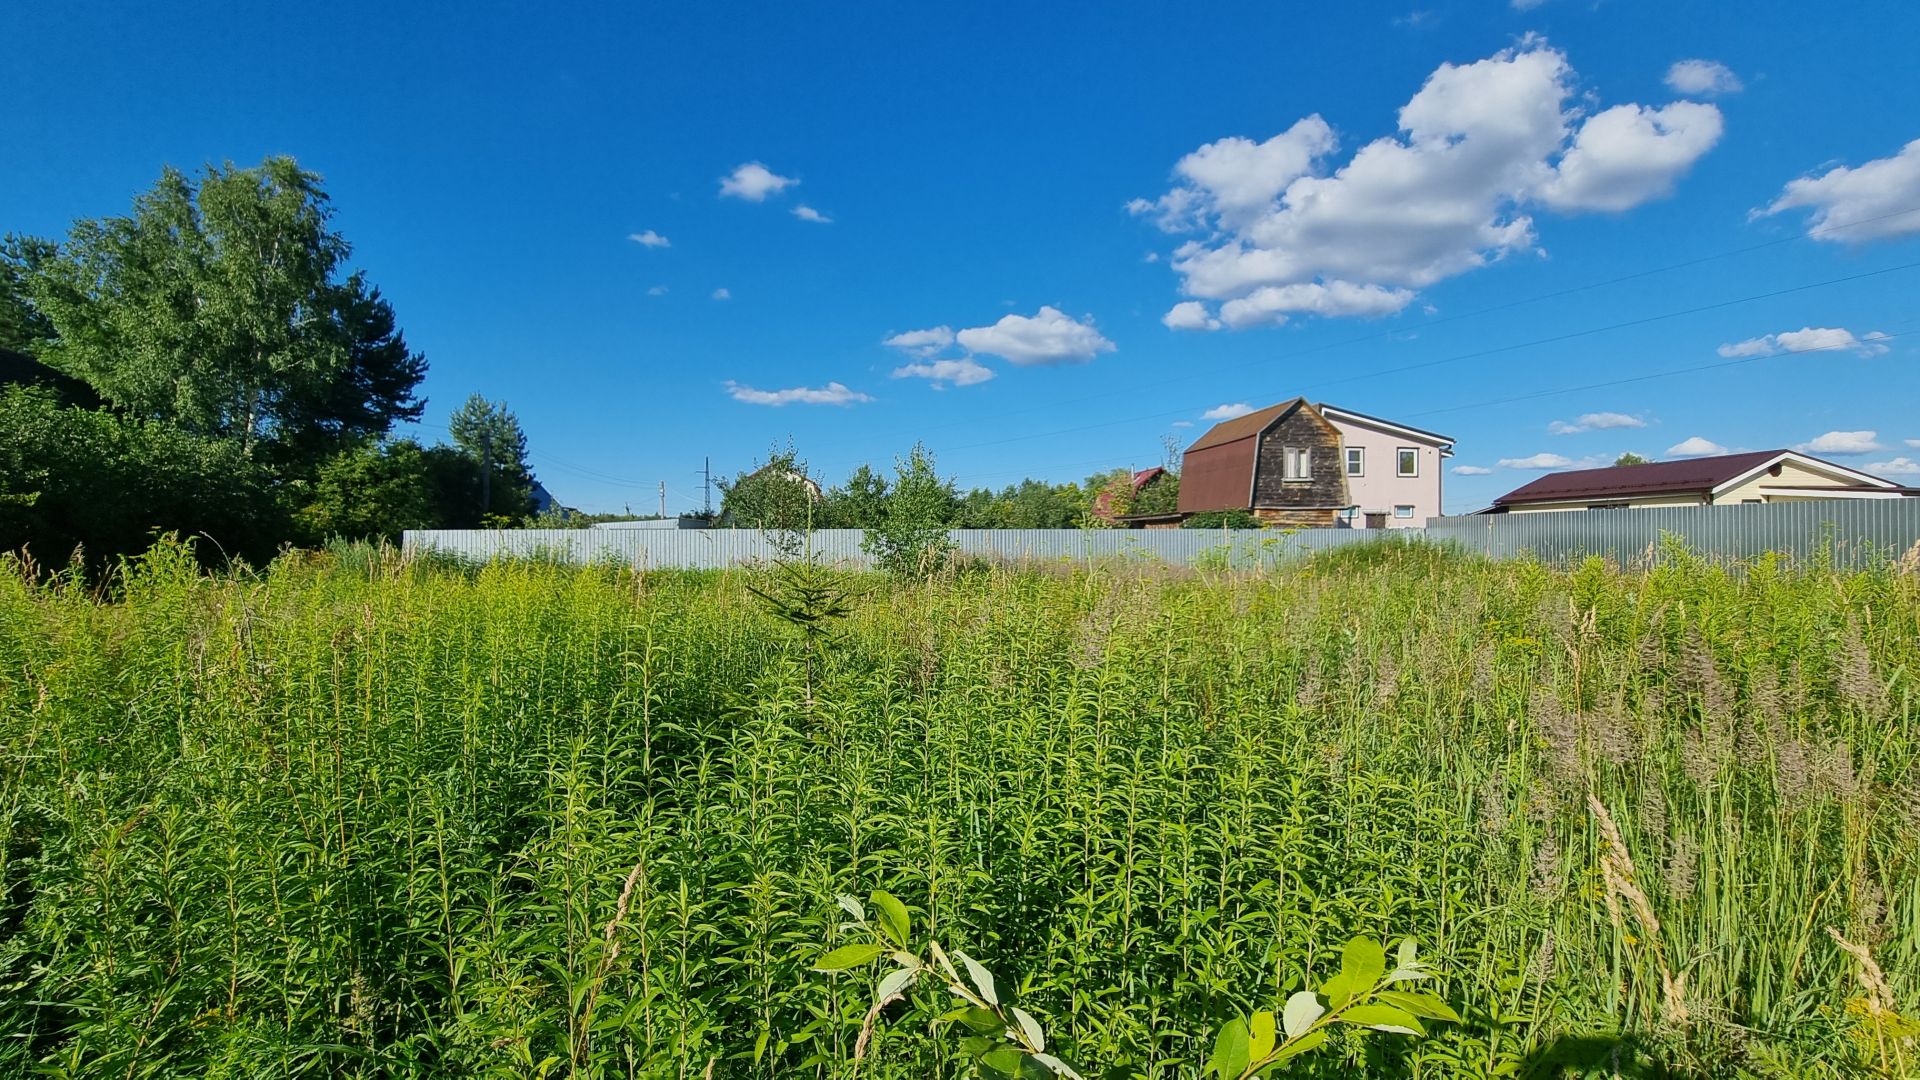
top-left (1, 157), bottom-right (541, 565)
top-left (716, 444), bottom-right (1185, 533)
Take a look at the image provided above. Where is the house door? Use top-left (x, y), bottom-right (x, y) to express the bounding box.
top-left (1364, 512), bottom-right (1388, 529)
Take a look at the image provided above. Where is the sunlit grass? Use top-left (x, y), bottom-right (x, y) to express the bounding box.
top-left (0, 539), bottom-right (1914, 1077)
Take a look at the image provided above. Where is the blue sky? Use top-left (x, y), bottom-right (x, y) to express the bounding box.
top-left (6, 2), bottom-right (1920, 514)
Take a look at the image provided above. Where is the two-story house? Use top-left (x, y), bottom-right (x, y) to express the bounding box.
top-left (1175, 398), bottom-right (1454, 527)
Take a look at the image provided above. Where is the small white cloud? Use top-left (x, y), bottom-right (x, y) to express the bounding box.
top-left (1908, 439), bottom-right (1920, 449)
top-left (723, 380), bottom-right (871, 406)
top-left (647, 285), bottom-right (668, 296)
top-left (1451, 464), bottom-right (1494, 475)
top-left (628, 230), bottom-right (671, 248)
top-left (1163, 301), bottom-right (1222, 331)
top-left (1760, 139), bottom-right (1920, 243)
top-left (1171, 420), bottom-right (1194, 428)
top-left (1718, 326), bottom-right (1891, 358)
top-left (1217, 281), bottom-right (1414, 329)
top-left (1796, 430), bottom-right (1883, 455)
top-left (1549, 411), bottom-right (1647, 435)
top-left (891, 357), bottom-right (995, 388)
top-left (1664, 59), bottom-right (1743, 97)
top-left (719, 161), bottom-right (798, 202)
top-left (1866, 456), bottom-right (1920, 476)
top-left (1498, 452), bottom-right (1577, 470)
top-left (1143, 251), bottom-right (1160, 263)
top-left (882, 326), bottom-right (956, 358)
top-left (1203, 402), bottom-right (1255, 421)
top-left (956, 306), bottom-right (1115, 366)
top-left (1511, 0), bottom-right (1549, 8)
top-left (712, 288), bottom-right (732, 301)
top-left (791, 204), bottom-right (832, 223)
top-left (1666, 436), bottom-right (1728, 458)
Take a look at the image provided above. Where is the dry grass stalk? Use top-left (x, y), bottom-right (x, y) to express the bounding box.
top-left (1588, 793), bottom-right (1689, 1029)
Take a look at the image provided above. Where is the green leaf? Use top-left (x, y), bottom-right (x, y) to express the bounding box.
top-left (1208, 1017), bottom-right (1251, 1079)
top-left (957, 951), bottom-right (999, 1006)
top-left (1281, 990), bottom-right (1325, 1039)
top-left (870, 889), bottom-right (911, 948)
top-left (1317, 969), bottom-right (1366, 1009)
top-left (1377, 990), bottom-right (1461, 1024)
top-left (876, 966), bottom-right (918, 1001)
top-left (1249, 1010), bottom-right (1276, 1061)
top-left (980, 1047), bottom-right (1028, 1075)
top-left (1270, 1028), bottom-right (1328, 1064)
top-left (955, 1006), bottom-right (1006, 1034)
top-left (813, 943), bottom-right (888, 971)
top-left (836, 894), bottom-right (866, 922)
top-left (1338, 1003), bottom-right (1426, 1037)
top-left (1031, 1051), bottom-right (1086, 1079)
top-left (1340, 937), bottom-right (1387, 986)
top-left (1396, 937), bottom-right (1418, 970)
top-left (1010, 1005), bottom-right (1046, 1053)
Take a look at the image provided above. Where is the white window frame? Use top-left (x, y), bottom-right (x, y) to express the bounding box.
top-left (1282, 446), bottom-right (1312, 481)
top-left (1396, 447), bottom-right (1419, 477)
top-left (1346, 447), bottom-right (1365, 476)
top-left (1393, 504), bottom-right (1415, 519)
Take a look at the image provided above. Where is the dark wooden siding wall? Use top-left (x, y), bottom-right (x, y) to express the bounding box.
top-left (1253, 407), bottom-right (1348, 510)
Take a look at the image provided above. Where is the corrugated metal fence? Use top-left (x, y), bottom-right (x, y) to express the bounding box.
top-left (404, 501), bottom-right (1920, 571)
top-left (1422, 499), bottom-right (1920, 568)
top-left (401, 527), bottom-right (1397, 569)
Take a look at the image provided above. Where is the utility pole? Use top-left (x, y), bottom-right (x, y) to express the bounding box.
top-left (702, 456), bottom-right (714, 518)
top-left (658, 481), bottom-right (666, 519)
top-left (481, 431), bottom-right (493, 517)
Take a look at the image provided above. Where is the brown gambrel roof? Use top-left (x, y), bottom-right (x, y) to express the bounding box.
top-left (1184, 399), bottom-right (1301, 453)
top-left (1492, 450), bottom-right (1901, 506)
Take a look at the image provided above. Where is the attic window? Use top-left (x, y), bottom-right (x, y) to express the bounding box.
top-left (1397, 447), bottom-right (1419, 477)
top-left (1283, 447), bottom-right (1312, 480)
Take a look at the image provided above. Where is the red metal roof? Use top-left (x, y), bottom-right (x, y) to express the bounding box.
top-left (1492, 450), bottom-right (1786, 506)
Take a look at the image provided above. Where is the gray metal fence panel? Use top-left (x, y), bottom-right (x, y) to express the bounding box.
top-left (404, 501), bottom-right (1920, 571)
top-left (1422, 500), bottom-right (1920, 568)
top-left (401, 527), bottom-right (1404, 569)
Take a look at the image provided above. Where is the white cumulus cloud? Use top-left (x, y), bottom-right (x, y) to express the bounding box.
top-left (1909, 439), bottom-right (1920, 449)
top-left (955, 306), bottom-right (1115, 366)
top-left (719, 162), bottom-right (798, 202)
top-left (791, 205), bottom-right (832, 223)
top-left (1537, 102), bottom-right (1724, 212)
top-left (1717, 326), bottom-right (1892, 358)
top-left (890, 357), bottom-right (995, 388)
top-left (1498, 452), bottom-right (1578, 470)
top-left (1218, 281), bottom-right (1415, 329)
top-left (1451, 464), bottom-right (1494, 475)
top-left (1666, 436), bottom-right (1728, 458)
top-left (646, 285), bottom-right (668, 296)
top-left (1131, 40), bottom-right (1722, 322)
top-left (1203, 402), bottom-right (1256, 421)
top-left (1162, 301), bottom-right (1222, 331)
top-left (723, 380), bottom-right (872, 406)
top-left (628, 229), bottom-right (671, 248)
top-left (1867, 456), bottom-right (1920, 476)
top-left (1664, 59), bottom-right (1743, 97)
top-left (1796, 430), bottom-right (1883, 455)
top-left (1760, 139), bottom-right (1920, 243)
top-left (883, 326), bottom-right (956, 358)
top-left (712, 288), bottom-right (732, 301)
top-left (1549, 411), bottom-right (1647, 434)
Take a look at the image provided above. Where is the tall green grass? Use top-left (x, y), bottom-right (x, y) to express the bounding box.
top-left (0, 539), bottom-right (1915, 1077)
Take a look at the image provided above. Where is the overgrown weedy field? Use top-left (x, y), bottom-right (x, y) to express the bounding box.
top-left (2, 540), bottom-right (1917, 1077)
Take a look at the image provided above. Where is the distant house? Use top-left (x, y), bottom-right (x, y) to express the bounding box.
top-left (1487, 450), bottom-right (1919, 513)
top-left (1177, 398), bottom-right (1455, 528)
top-left (591, 515), bottom-right (713, 530)
top-left (1092, 467), bottom-right (1182, 527)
